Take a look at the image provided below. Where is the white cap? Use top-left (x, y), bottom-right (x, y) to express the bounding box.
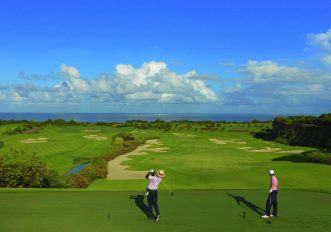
top-left (269, 169), bottom-right (275, 175)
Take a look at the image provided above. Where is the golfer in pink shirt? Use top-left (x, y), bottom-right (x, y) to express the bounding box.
top-left (145, 169), bottom-right (165, 223)
top-left (262, 169), bottom-right (278, 218)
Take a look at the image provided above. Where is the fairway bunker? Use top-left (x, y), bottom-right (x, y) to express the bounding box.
top-left (107, 139), bottom-right (169, 180)
top-left (173, 133), bottom-right (196, 138)
top-left (81, 130), bottom-right (100, 133)
top-left (19, 137), bottom-right (49, 144)
top-left (83, 134), bottom-right (108, 141)
top-left (237, 146), bottom-right (304, 153)
top-left (209, 138), bottom-right (247, 145)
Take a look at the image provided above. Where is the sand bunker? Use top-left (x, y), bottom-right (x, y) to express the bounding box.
top-left (209, 139), bottom-right (227, 144)
top-left (19, 137), bottom-right (48, 144)
top-left (107, 139), bottom-right (169, 180)
top-left (209, 138), bottom-right (247, 145)
top-left (173, 133), bottom-right (196, 138)
top-left (130, 130), bottom-right (147, 134)
top-left (237, 147), bottom-right (254, 150)
top-left (276, 150), bottom-right (305, 154)
top-left (81, 130), bottom-right (100, 133)
top-left (237, 146), bottom-right (304, 154)
top-left (83, 134), bottom-right (108, 141)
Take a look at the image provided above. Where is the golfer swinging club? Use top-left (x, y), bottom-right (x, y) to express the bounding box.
top-left (145, 169), bottom-right (165, 223)
top-left (262, 169), bottom-right (278, 218)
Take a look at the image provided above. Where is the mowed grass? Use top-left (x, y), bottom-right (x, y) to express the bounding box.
top-left (0, 189), bottom-right (330, 232)
top-left (91, 130), bottom-right (331, 192)
top-left (0, 125), bottom-right (135, 175)
top-left (1, 125), bottom-right (331, 231)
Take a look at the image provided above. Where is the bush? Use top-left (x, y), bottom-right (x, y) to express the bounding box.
top-left (113, 137), bottom-right (124, 146)
top-left (0, 149), bottom-right (63, 188)
top-left (69, 174), bottom-right (89, 188)
top-left (303, 150), bottom-right (331, 165)
top-left (112, 133), bottom-right (135, 142)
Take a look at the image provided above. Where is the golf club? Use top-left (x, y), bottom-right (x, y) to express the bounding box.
top-left (162, 180), bottom-right (174, 196)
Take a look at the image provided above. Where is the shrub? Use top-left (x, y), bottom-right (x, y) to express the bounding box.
top-left (303, 150), bottom-right (331, 165)
top-left (0, 149), bottom-right (63, 188)
top-left (113, 137), bottom-right (124, 146)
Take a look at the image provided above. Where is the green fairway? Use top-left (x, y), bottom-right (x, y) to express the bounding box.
top-left (1, 124), bottom-right (331, 231)
top-left (0, 189), bottom-right (330, 232)
top-left (0, 125), bottom-right (135, 175)
top-left (90, 129), bottom-right (331, 192)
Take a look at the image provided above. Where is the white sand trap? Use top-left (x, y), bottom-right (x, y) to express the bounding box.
top-left (81, 130), bottom-right (100, 133)
top-left (83, 134), bottom-right (108, 141)
top-left (238, 146), bottom-right (305, 154)
top-left (250, 147), bottom-right (282, 152)
top-left (173, 133), bottom-right (196, 138)
top-left (210, 138), bottom-right (247, 145)
top-left (209, 138), bottom-right (227, 144)
top-left (19, 137), bottom-right (48, 144)
top-left (277, 150), bottom-right (305, 154)
top-left (237, 147), bottom-right (254, 150)
top-left (107, 139), bottom-right (169, 180)
top-left (130, 130), bottom-right (147, 134)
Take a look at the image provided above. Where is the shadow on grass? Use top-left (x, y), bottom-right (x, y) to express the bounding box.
top-left (129, 194), bottom-right (149, 218)
top-left (272, 154), bottom-right (306, 163)
top-left (227, 193), bottom-right (264, 215)
top-left (252, 132), bottom-right (275, 141)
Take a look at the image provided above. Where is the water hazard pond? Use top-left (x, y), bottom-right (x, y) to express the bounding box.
top-left (66, 163), bottom-right (89, 175)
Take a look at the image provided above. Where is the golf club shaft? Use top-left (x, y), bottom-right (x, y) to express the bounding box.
top-left (162, 180), bottom-right (172, 193)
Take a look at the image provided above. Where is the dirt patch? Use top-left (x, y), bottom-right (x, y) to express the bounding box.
top-left (19, 137), bottom-right (48, 144)
top-left (81, 130), bottom-right (100, 133)
top-left (173, 133), bottom-right (196, 138)
top-left (83, 134), bottom-right (108, 141)
top-left (210, 138), bottom-right (247, 145)
top-left (107, 139), bottom-right (169, 180)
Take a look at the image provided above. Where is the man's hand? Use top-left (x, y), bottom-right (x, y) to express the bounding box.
top-left (149, 169), bottom-right (154, 173)
top-left (269, 189), bottom-right (273, 193)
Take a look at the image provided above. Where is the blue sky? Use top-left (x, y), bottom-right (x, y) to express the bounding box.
top-left (0, 0), bottom-right (331, 114)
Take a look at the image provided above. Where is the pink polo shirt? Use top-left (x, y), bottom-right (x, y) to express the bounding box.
top-left (270, 176), bottom-right (278, 191)
top-left (147, 175), bottom-right (162, 190)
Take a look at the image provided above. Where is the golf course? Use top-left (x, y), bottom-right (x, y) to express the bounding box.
top-left (0, 122), bottom-right (330, 232)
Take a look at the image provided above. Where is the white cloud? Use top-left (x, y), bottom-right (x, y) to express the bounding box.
top-left (244, 60), bottom-right (306, 83)
top-left (308, 28), bottom-right (331, 50)
top-left (11, 92), bottom-right (24, 102)
top-left (1, 61), bottom-right (218, 105)
top-left (60, 64), bottom-right (80, 78)
top-left (322, 54), bottom-right (331, 65)
top-left (0, 91), bottom-right (6, 101)
top-left (223, 60), bottom-right (331, 107)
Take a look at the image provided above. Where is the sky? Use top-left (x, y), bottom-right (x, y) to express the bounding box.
top-left (0, 0), bottom-right (331, 114)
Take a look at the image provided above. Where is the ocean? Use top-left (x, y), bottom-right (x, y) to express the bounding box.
top-left (0, 113), bottom-right (285, 122)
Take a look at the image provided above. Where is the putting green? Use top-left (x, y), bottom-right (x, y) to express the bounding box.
top-left (0, 190), bottom-right (330, 232)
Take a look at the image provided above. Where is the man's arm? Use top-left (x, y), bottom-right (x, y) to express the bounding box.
top-left (145, 169), bottom-right (154, 179)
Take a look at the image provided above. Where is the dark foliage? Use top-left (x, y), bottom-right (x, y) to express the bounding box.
top-left (272, 114), bottom-right (331, 148)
